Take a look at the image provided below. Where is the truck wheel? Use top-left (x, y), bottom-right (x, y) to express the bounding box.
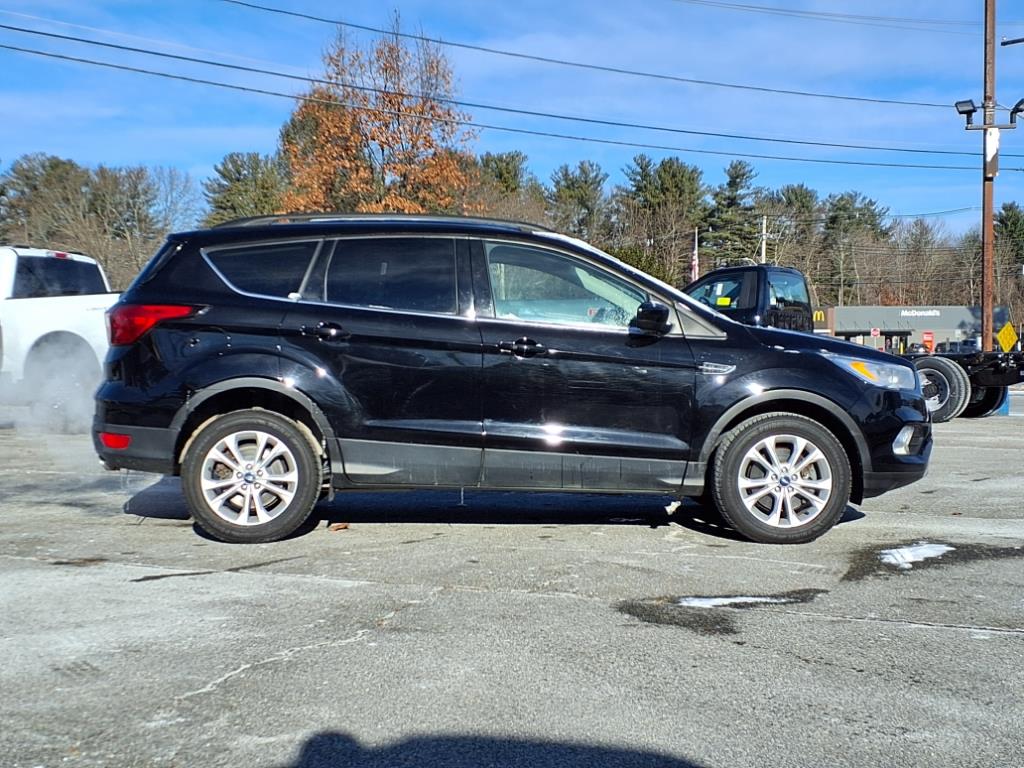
top-left (711, 413), bottom-right (852, 545)
top-left (960, 385), bottom-right (1009, 418)
top-left (948, 362), bottom-right (973, 419)
top-left (24, 339), bottom-right (99, 434)
top-left (914, 357), bottom-right (969, 423)
top-left (181, 409), bottom-right (323, 543)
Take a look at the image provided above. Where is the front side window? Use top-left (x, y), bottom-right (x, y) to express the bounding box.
top-left (206, 241), bottom-right (319, 298)
top-left (687, 273), bottom-right (756, 312)
top-left (326, 237), bottom-right (457, 314)
top-left (484, 242), bottom-right (646, 328)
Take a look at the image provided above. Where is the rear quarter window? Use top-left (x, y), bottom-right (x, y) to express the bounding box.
top-left (205, 241), bottom-right (321, 298)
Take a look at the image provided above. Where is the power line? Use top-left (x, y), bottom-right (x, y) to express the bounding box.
top-left (216, 0), bottom-right (951, 110)
top-left (0, 22), bottom-right (991, 159)
top-left (2, 42), bottom-right (1008, 173)
top-left (669, 1), bottom-right (980, 35)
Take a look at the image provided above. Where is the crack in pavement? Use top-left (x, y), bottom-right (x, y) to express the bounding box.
top-left (176, 629), bottom-right (372, 700)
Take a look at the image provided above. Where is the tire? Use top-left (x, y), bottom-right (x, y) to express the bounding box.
top-left (24, 340), bottom-right (99, 434)
top-left (711, 413), bottom-right (852, 545)
top-left (181, 409), bottom-right (323, 543)
top-left (914, 357), bottom-right (970, 423)
top-left (947, 362), bottom-right (973, 419)
top-left (960, 385), bottom-right (1009, 418)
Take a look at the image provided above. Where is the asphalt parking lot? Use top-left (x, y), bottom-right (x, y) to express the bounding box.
top-left (1, 396), bottom-right (1022, 768)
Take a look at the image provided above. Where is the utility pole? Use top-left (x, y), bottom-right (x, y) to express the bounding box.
top-left (759, 215), bottom-right (767, 264)
top-left (982, 0), bottom-right (997, 352)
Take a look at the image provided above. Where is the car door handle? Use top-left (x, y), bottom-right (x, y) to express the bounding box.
top-left (300, 322), bottom-right (350, 342)
top-left (498, 338), bottom-right (546, 358)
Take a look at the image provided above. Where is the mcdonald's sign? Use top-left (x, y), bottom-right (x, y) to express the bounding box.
top-left (812, 307), bottom-right (831, 331)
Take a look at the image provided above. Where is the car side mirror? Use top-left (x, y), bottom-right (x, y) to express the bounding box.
top-left (633, 301), bottom-right (671, 335)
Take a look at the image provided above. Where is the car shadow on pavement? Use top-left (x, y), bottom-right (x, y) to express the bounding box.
top-left (277, 732), bottom-right (705, 768)
top-left (122, 479), bottom-right (865, 544)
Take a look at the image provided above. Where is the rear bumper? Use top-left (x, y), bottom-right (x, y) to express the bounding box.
top-left (92, 420), bottom-right (177, 474)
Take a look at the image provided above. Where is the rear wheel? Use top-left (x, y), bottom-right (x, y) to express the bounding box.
top-left (181, 409), bottom-right (323, 543)
top-left (711, 413), bottom-right (852, 544)
top-left (914, 357), bottom-right (970, 423)
top-left (960, 385), bottom-right (1009, 418)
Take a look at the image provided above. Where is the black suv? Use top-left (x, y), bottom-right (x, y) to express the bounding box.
top-left (93, 214), bottom-right (931, 545)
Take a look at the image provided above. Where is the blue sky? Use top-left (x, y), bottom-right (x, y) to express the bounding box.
top-left (2, 0), bottom-right (1024, 234)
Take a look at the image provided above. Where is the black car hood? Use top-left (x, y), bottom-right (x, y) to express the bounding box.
top-left (746, 326), bottom-right (912, 366)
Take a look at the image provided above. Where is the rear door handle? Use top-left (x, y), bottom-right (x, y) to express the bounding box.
top-left (300, 322), bottom-right (350, 342)
top-left (498, 338), bottom-right (546, 358)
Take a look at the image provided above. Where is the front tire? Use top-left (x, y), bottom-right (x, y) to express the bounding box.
top-left (711, 413), bottom-right (852, 544)
top-left (181, 409), bottom-right (323, 543)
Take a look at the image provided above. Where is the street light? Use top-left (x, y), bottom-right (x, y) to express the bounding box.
top-left (955, 99), bottom-right (979, 126)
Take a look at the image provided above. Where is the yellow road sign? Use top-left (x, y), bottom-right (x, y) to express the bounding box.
top-left (996, 322), bottom-right (1019, 353)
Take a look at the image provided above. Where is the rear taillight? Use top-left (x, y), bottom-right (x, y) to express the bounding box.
top-left (107, 304), bottom-right (196, 345)
top-left (99, 432), bottom-right (132, 450)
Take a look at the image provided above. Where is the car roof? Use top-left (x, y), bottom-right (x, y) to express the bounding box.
top-left (0, 245), bottom-right (97, 264)
top-left (174, 213), bottom-right (552, 244)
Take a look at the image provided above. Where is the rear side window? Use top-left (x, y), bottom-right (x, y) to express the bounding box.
top-left (768, 271), bottom-right (811, 307)
top-left (325, 238), bottom-right (457, 314)
top-left (206, 241), bottom-right (320, 298)
top-left (12, 257), bottom-right (107, 298)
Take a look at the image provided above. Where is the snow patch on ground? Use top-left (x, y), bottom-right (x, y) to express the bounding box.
top-left (879, 542), bottom-right (955, 570)
top-left (676, 596), bottom-right (796, 609)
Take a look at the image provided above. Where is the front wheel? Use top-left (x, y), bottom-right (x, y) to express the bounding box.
top-left (711, 413), bottom-right (852, 544)
top-left (181, 409), bottom-right (323, 543)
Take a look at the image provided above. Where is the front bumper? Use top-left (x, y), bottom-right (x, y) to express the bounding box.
top-left (861, 424), bottom-right (932, 498)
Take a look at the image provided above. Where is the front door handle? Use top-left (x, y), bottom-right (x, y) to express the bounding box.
top-left (300, 322), bottom-right (350, 342)
top-left (498, 338), bottom-right (546, 358)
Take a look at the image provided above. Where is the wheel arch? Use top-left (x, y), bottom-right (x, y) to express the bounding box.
top-left (700, 390), bottom-right (868, 504)
top-left (25, 331), bottom-right (100, 376)
top-left (170, 377), bottom-right (339, 475)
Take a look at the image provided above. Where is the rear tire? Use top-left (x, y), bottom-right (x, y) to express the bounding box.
top-left (960, 385), bottom-right (1009, 418)
top-left (914, 357), bottom-right (970, 423)
top-left (711, 413), bottom-right (852, 544)
top-left (181, 409), bottom-right (323, 543)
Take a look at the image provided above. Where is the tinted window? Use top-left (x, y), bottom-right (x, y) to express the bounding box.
top-left (326, 238), bottom-right (457, 314)
top-left (12, 257), bottom-right (106, 298)
top-left (687, 273), bottom-right (756, 312)
top-left (485, 242), bottom-right (646, 328)
top-left (207, 241), bottom-right (319, 297)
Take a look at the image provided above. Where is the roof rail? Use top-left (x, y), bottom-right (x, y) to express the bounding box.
top-left (211, 211), bottom-right (553, 232)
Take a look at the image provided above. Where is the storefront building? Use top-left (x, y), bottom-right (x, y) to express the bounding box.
top-left (813, 305), bottom-right (1011, 353)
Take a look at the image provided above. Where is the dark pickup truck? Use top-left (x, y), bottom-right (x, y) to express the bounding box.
top-left (684, 264), bottom-right (1022, 423)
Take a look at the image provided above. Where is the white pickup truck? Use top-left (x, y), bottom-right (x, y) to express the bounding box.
top-left (0, 245), bottom-right (119, 430)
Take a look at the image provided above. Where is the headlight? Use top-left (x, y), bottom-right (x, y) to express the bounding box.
top-left (830, 354), bottom-right (918, 391)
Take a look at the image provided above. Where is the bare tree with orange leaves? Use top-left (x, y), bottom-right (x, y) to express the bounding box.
top-left (280, 15), bottom-right (478, 215)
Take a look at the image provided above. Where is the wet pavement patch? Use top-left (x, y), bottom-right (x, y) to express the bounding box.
top-left (843, 541), bottom-right (1024, 582)
top-left (617, 589), bottom-right (826, 636)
